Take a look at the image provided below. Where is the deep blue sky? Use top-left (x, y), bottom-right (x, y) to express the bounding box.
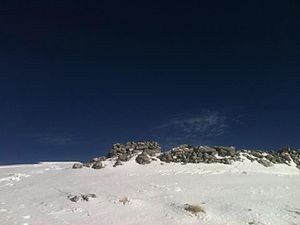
top-left (1, 1), bottom-right (300, 164)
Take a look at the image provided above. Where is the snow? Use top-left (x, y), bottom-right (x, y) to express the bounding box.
top-left (0, 157), bottom-right (299, 225)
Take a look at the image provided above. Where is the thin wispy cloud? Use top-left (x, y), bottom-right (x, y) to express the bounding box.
top-left (154, 111), bottom-right (229, 148)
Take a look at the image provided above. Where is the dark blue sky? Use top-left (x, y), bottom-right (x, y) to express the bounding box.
top-left (1, 1), bottom-right (300, 164)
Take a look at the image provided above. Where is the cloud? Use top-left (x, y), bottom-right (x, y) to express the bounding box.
top-left (154, 111), bottom-right (229, 148)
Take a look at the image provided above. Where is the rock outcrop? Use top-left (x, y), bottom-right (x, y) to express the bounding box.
top-left (159, 145), bottom-right (240, 165)
top-left (107, 141), bottom-right (161, 162)
top-left (72, 141), bottom-right (300, 169)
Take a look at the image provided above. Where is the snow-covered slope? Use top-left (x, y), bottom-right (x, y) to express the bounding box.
top-left (0, 157), bottom-right (300, 225)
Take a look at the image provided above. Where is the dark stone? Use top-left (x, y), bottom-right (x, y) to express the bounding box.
top-left (81, 194), bottom-right (96, 201)
top-left (136, 152), bottom-right (151, 164)
top-left (246, 155), bottom-right (255, 162)
top-left (221, 158), bottom-right (232, 164)
top-left (257, 158), bottom-right (272, 167)
top-left (251, 151), bottom-right (264, 158)
top-left (92, 161), bottom-right (104, 169)
top-left (113, 160), bottom-right (123, 167)
top-left (72, 163), bottom-right (83, 169)
top-left (68, 195), bottom-right (80, 202)
top-left (118, 154), bottom-right (131, 161)
top-left (215, 146), bottom-right (236, 157)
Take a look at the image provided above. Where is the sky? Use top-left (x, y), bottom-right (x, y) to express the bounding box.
top-left (0, 1), bottom-right (300, 164)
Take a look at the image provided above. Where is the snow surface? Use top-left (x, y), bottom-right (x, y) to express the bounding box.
top-left (0, 156), bottom-right (300, 225)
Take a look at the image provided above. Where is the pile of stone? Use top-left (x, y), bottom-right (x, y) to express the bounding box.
top-left (107, 141), bottom-right (161, 165)
top-left (158, 145), bottom-right (300, 168)
top-left (72, 141), bottom-right (161, 169)
top-left (241, 147), bottom-right (300, 168)
top-left (71, 141), bottom-right (300, 169)
top-left (159, 145), bottom-right (240, 165)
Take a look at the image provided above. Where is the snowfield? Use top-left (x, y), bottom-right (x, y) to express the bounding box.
top-left (0, 156), bottom-right (300, 225)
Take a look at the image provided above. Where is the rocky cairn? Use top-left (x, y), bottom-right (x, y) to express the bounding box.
top-left (73, 141), bottom-right (161, 169)
top-left (159, 145), bottom-right (239, 165)
top-left (72, 142), bottom-right (300, 169)
top-left (108, 141), bottom-right (161, 165)
top-left (159, 145), bottom-right (300, 168)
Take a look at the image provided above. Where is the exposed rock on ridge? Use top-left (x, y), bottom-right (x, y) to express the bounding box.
top-left (72, 142), bottom-right (300, 169)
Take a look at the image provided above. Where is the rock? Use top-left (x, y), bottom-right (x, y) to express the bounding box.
top-left (143, 147), bottom-right (161, 156)
top-left (92, 161), bottom-right (104, 169)
top-left (215, 146), bottom-right (236, 157)
top-left (280, 152), bottom-right (291, 162)
top-left (265, 154), bottom-right (274, 162)
top-left (251, 151), bottom-right (264, 158)
top-left (91, 156), bottom-right (106, 162)
top-left (113, 160), bottom-right (123, 167)
top-left (81, 194), bottom-right (96, 201)
top-left (81, 141), bottom-right (300, 169)
top-left (246, 155), bottom-right (256, 162)
top-left (198, 146), bottom-right (217, 155)
top-left (107, 141), bottom-right (161, 162)
top-left (68, 195), bottom-right (80, 202)
top-left (136, 152), bottom-right (151, 164)
top-left (118, 154), bottom-right (131, 162)
top-left (68, 193), bottom-right (96, 202)
top-left (257, 158), bottom-right (272, 167)
top-left (72, 163), bottom-right (83, 169)
top-left (221, 158), bottom-right (232, 164)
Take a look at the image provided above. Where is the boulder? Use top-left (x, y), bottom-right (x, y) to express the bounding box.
top-left (251, 151), bottom-right (264, 158)
top-left (81, 193), bottom-right (96, 201)
top-left (72, 163), bottom-right (83, 169)
top-left (215, 146), bottom-right (236, 157)
top-left (92, 161), bottom-right (104, 169)
top-left (136, 152), bottom-right (151, 164)
top-left (107, 141), bottom-right (161, 161)
top-left (68, 195), bottom-right (80, 202)
top-left (221, 158), bottom-right (232, 164)
top-left (257, 158), bottom-right (272, 167)
top-left (113, 160), bottom-right (123, 167)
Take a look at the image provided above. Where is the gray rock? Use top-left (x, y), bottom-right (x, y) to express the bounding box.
top-left (143, 147), bottom-right (161, 156)
top-left (118, 154), bottom-right (131, 161)
top-left (91, 156), bottom-right (106, 162)
top-left (136, 152), bottom-right (151, 164)
top-left (251, 151), bottom-right (264, 158)
top-left (68, 195), bottom-right (80, 202)
top-left (113, 160), bottom-right (123, 167)
top-left (107, 141), bottom-right (161, 161)
top-left (221, 158), bottom-right (232, 164)
top-left (92, 161), bottom-right (104, 169)
top-left (72, 163), bottom-right (83, 169)
top-left (246, 155), bottom-right (256, 162)
top-left (257, 158), bottom-right (272, 167)
top-left (81, 194), bottom-right (96, 201)
top-left (215, 146), bottom-right (236, 157)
